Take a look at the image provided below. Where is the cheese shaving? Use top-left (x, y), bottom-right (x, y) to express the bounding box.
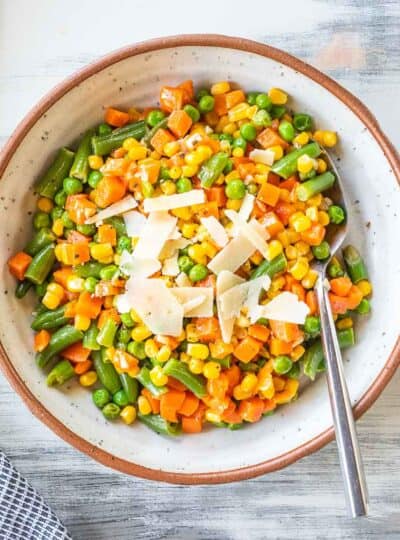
top-left (207, 234), bottom-right (255, 275)
top-left (123, 210), bottom-right (146, 237)
top-left (119, 250), bottom-right (161, 278)
top-left (249, 148), bottom-right (275, 166)
top-left (134, 211), bottom-right (177, 259)
top-left (238, 193), bottom-right (255, 222)
top-left (216, 271), bottom-right (245, 343)
top-left (171, 287), bottom-right (214, 317)
top-left (85, 195), bottom-right (138, 224)
top-left (225, 209), bottom-right (270, 258)
top-left (143, 189), bottom-right (205, 213)
top-left (256, 291), bottom-right (310, 324)
top-left (200, 216), bottom-right (228, 247)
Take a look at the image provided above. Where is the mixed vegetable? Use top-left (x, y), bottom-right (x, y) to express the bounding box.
top-left (7, 80), bottom-right (372, 435)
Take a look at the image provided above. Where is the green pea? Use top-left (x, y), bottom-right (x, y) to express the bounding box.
top-left (33, 211), bottom-right (51, 230)
top-left (272, 355), bottom-right (293, 374)
top-left (117, 235), bottom-right (132, 255)
top-left (84, 277), bottom-right (98, 293)
top-left (252, 109), bottom-right (271, 128)
top-left (196, 89), bottom-right (209, 101)
top-left (113, 389), bottom-right (129, 407)
top-left (120, 312), bottom-right (135, 328)
top-left (225, 179), bottom-right (246, 200)
top-left (240, 123), bottom-right (257, 142)
top-left (304, 315), bottom-right (321, 336)
top-left (98, 123), bottom-right (113, 136)
top-left (247, 183), bottom-right (258, 195)
top-left (146, 110), bottom-right (166, 128)
top-left (61, 211), bottom-right (75, 229)
top-left (270, 105), bottom-right (286, 119)
top-left (356, 298), bottom-right (371, 315)
top-left (35, 281), bottom-right (48, 298)
top-left (293, 113), bottom-right (313, 132)
top-left (278, 120), bottom-right (295, 142)
top-left (63, 177), bottom-right (83, 195)
top-left (102, 402), bottom-right (121, 420)
top-left (287, 362), bottom-right (301, 379)
top-left (198, 95), bottom-right (215, 113)
top-left (189, 264), bottom-right (208, 282)
top-left (54, 190), bottom-right (67, 207)
top-left (223, 159), bottom-right (234, 174)
top-left (179, 246), bottom-right (190, 257)
top-left (327, 262), bottom-right (345, 278)
top-left (312, 241), bottom-right (330, 260)
top-left (219, 133), bottom-right (233, 143)
top-left (178, 255), bottom-right (195, 274)
top-left (159, 166), bottom-right (171, 180)
top-left (51, 207), bottom-right (64, 221)
top-left (99, 265), bottom-right (119, 281)
top-left (142, 181), bottom-right (154, 198)
top-left (127, 340), bottom-right (146, 360)
top-left (88, 170), bottom-right (103, 189)
top-left (77, 223), bottom-right (96, 236)
top-left (93, 388), bottom-right (111, 408)
top-left (232, 137), bottom-right (247, 150)
top-left (255, 93), bottom-right (272, 110)
top-left (184, 104), bottom-right (200, 123)
top-left (246, 92), bottom-right (258, 105)
top-left (328, 205), bottom-right (346, 224)
top-left (176, 177), bottom-right (192, 193)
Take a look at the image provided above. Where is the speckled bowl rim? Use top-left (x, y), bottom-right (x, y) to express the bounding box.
top-left (0, 34), bottom-right (399, 484)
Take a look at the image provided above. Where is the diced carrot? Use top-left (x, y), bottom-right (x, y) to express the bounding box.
top-left (291, 282), bottom-right (306, 302)
top-left (257, 182), bottom-right (281, 206)
top-left (101, 158), bottom-right (129, 177)
top-left (271, 119), bottom-right (280, 131)
top-left (194, 317), bottom-right (221, 343)
top-left (213, 94), bottom-right (228, 116)
top-left (269, 320), bottom-right (303, 342)
top-left (206, 186), bottom-right (227, 207)
top-left (178, 80), bottom-right (194, 102)
top-left (225, 89), bottom-right (245, 109)
top-left (112, 147), bottom-right (127, 159)
top-left (330, 276), bottom-right (353, 297)
top-left (65, 194), bottom-right (96, 225)
top-left (269, 338), bottom-right (293, 356)
top-left (74, 359), bottom-right (92, 375)
top-left (251, 199), bottom-right (268, 219)
top-left (248, 324), bottom-right (270, 343)
top-left (263, 398), bottom-right (277, 414)
top-left (150, 128), bottom-right (176, 155)
top-left (34, 329), bottom-right (50, 352)
top-left (346, 285), bottom-right (363, 310)
top-left (257, 128), bottom-right (289, 149)
top-left (104, 107), bottom-right (130, 127)
top-left (8, 251), bottom-right (32, 281)
top-left (142, 388), bottom-right (160, 414)
top-left (167, 110), bottom-right (193, 138)
top-left (76, 291), bottom-right (103, 319)
top-left (237, 162), bottom-right (256, 179)
top-left (221, 403), bottom-right (243, 424)
top-left (274, 201), bottom-right (296, 225)
top-left (160, 390), bottom-right (186, 423)
top-left (192, 201), bottom-right (219, 219)
top-left (279, 176), bottom-right (299, 191)
top-left (329, 294), bottom-right (349, 314)
top-left (137, 159), bottom-right (161, 184)
top-left (167, 377), bottom-right (186, 392)
top-left (274, 379), bottom-right (299, 404)
top-left (267, 172), bottom-right (281, 186)
top-left (225, 365), bottom-right (241, 392)
top-left (306, 290), bottom-right (318, 315)
top-left (53, 268), bottom-right (74, 289)
top-left (233, 336), bottom-right (262, 363)
top-left (178, 393), bottom-right (200, 417)
top-left (206, 374), bottom-right (229, 400)
top-left (93, 176), bottom-right (127, 209)
top-left (61, 341), bottom-right (91, 363)
top-left (97, 224), bottom-right (117, 246)
top-left (97, 308), bottom-right (120, 328)
top-left (73, 243), bottom-right (90, 265)
top-left (182, 415), bottom-right (203, 434)
top-left (262, 212), bottom-right (284, 237)
top-left (300, 224), bottom-right (326, 246)
top-left (160, 86), bottom-right (185, 112)
top-left (67, 230), bottom-right (91, 244)
top-left (239, 397), bottom-right (265, 423)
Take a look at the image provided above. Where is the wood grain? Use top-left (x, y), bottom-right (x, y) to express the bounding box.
top-left (0, 1), bottom-right (399, 538)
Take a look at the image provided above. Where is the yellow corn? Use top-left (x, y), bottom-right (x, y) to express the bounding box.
top-left (130, 309), bottom-right (142, 324)
top-left (185, 151), bottom-right (203, 166)
top-left (66, 275), bottom-right (84, 293)
top-left (88, 155), bottom-right (103, 169)
top-left (182, 164), bottom-right (198, 177)
top-left (79, 371), bottom-right (97, 387)
top-left (216, 115), bottom-right (230, 133)
top-left (138, 396), bottom-right (152, 415)
top-left (285, 245), bottom-right (298, 260)
top-left (293, 132), bottom-right (309, 146)
top-left (150, 150), bottom-right (161, 160)
top-left (270, 276), bottom-right (286, 292)
top-left (226, 198), bottom-right (242, 211)
top-left (167, 166), bottom-right (181, 180)
top-left (52, 218), bottom-right (64, 237)
top-left (336, 317), bottom-right (353, 330)
top-left (357, 280), bottom-right (372, 297)
top-left (312, 130), bottom-right (324, 144)
top-left (250, 251), bottom-right (264, 265)
top-left (122, 137), bottom-right (139, 150)
top-left (187, 343), bottom-right (209, 360)
top-left (291, 345), bottom-right (305, 361)
top-left (160, 180), bottom-right (177, 195)
top-left (144, 338), bottom-right (159, 358)
top-left (241, 373), bottom-right (258, 393)
top-left (171, 207), bottom-right (192, 220)
top-left (222, 122), bottom-right (237, 135)
top-left (297, 154), bottom-right (314, 174)
top-left (156, 346), bottom-right (171, 364)
top-left (181, 223), bottom-right (198, 239)
top-left (180, 352), bottom-right (190, 363)
top-left (42, 292), bottom-right (61, 310)
top-left (131, 325), bottom-right (152, 342)
top-left (228, 103), bottom-right (250, 122)
top-left (203, 361), bottom-right (221, 380)
top-left (163, 141), bottom-right (180, 157)
top-left (196, 145), bottom-right (213, 161)
top-left (233, 385), bottom-right (252, 401)
top-left (307, 193), bottom-right (323, 207)
top-left (205, 410), bottom-right (221, 423)
top-left (225, 171), bottom-right (239, 183)
top-left (188, 244), bottom-right (207, 265)
top-left (246, 105), bottom-right (258, 119)
top-left (231, 147), bottom-right (244, 158)
top-left (201, 240), bottom-right (218, 258)
top-left (322, 131), bottom-right (337, 147)
top-left (128, 145), bottom-right (147, 160)
top-left (185, 323), bottom-right (199, 343)
top-left (270, 145), bottom-right (284, 161)
top-left (219, 140), bottom-right (231, 153)
top-left (37, 197), bottom-right (53, 213)
top-left (211, 81), bottom-right (231, 95)
top-left (317, 158), bottom-right (327, 173)
top-left (289, 257), bottom-right (309, 280)
top-left (266, 240), bottom-right (283, 261)
top-left (268, 87), bottom-right (288, 105)
top-left (305, 206), bottom-right (319, 222)
top-left (189, 357), bottom-right (204, 374)
top-left (301, 269), bottom-right (318, 289)
top-left (318, 211), bottom-right (330, 226)
top-left (90, 243), bottom-right (113, 261)
top-left (74, 314), bottom-right (91, 331)
top-left (233, 129), bottom-right (241, 139)
top-left (290, 212), bottom-right (312, 233)
top-left (277, 231), bottom-right (290, 248)
top-left (286, 230), bottom-right (301, 243)
top-left (149, 365), bottom-right (168, 387)
top-left (120, 405), bottom-right (137, 425)
top-left (47, 282), bottom-right (64, 297)
top-left (294, 241), bottom-right (311, 256)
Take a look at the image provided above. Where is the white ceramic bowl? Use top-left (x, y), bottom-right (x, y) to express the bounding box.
top-left (0, 35), bottom-right (399, 484)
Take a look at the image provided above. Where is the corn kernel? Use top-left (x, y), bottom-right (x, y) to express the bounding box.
top-left (336, 317), bottom-right (353, 330)
top-left (246, 105), bottom-right (258, 120)
top-left (305, 206), bottom-right (319, 222)
top-left (184, 152), bottom-right (202, 166)
top-left (317, 158), bottom-right (327, 173)
top-left (312, 130), bottom-right (324, 144)
top-left (266, 239), bottom-right (283, 261)
top-left (51, 218), bottom-right (64, 237)
top-left (37, 197), bottom-right (53, 213)
top-left (287, 230), bottom-right (301, 243)
top-left (293, 132), bottom-right (309, 146)
top-left (91, 243), bottom-right (113, 261)
top-left (150, 365), bottom-right (168, 387)
top-left (285, 245), bottom-right (298, 260)
top-left (240, 373), bottom-right (258, 393)
top-left (182, 164), bottom-right (198, 177)
top-left (301, 269), bottom-right (318, 289)
top-left (120, 405), bottom-right (137, 425)
top-left (128, 145), bottom-right (147, 160)
top-left (226, 198), bottom-right (242, 210)
top-left (232, 147), bottom-right (244, 158)
top-left (216, 115), bottom-right (230, 133)
top-left (47, 282), bottom-right (64, 297)
top-left (42, 292), bottom-right (61, 310)
top-left (203, 361), bottom-right (221, 380)
top-left (205, 410), bottom-right (221, 423)
top-left (66, 275), bottom-right (84, 293)
top-left (357, 280), bottom-right (372, 297)
top-left (163, 141), bottom-right (180, 157)
top-left (79, 370), bottom-right (97, 387)
top-left (171, 207), bottom-right (192, 220)
top-left (160, 180), bottom-right (177, 195)
top-left (181, 223), bottom-right (198, 239)
top-left (211, 81), bottom-right (231, 95)
top-left (180, 351), bottom-right (190, 363)
top-left (196, 145), bottom-right (213, 161)
top-left (318, 211), bottom-right (330, 226)
top-left (270, 145), bottom-right (284, 161)
top-left (131, 325), bottom-right (152, 342)
top-left (156, 345), bottom-right (171, 364)
top-left (144, 338), bottom-right (159, 358)
top-left (228, 103), bottom-right (250, 122)
top-left (307, 193), bottom-right (323, 207)
top-left (74, 314), bottom-right (91, 331)
top-left (187, 343), bottom-right (209, 360)
top-left (188, 244), bottom-right (207, 265)
top-left (233, 385), bottom-right (252, 401)
top-left (168, 166), bottom-right (181, 180)
top-left (291, 345), bottom-right (305, 361)
top-left (88, 155), bottom-right (103, 169)
top-left (290, 212), bottom-right (312, 233)
top-left (268, 87), bottom-right (288, 105)
top-left (201, 240), bottom-right (218, 258)
top-left (122, 137), bottom-right (139, 151)
top-left (138, 396), bottom-right (152, 415)
top-left (185, 323), bottom-right (199, 343)
top-left (323, 131), bottom-right (337, 147)
top-left (130, 309), bottom-right (142, 323)
top-left (295, 241), bottom-right (311, 256)
top-left (233, 129), bottom-right (241, 139)
top-left (189, 357), bottom-right (204, 374)
top-left (250, 251), bottom-right (264, 265)
top-left (150, 150), bottom-right (161, 160)
top-left (297, 154), bottom-right (314, 174)
top-left (289, 257), bottom-right (309, 280)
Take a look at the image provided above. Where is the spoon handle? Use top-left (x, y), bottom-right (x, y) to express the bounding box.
top-left (316, 276), bottom-right (369, 517)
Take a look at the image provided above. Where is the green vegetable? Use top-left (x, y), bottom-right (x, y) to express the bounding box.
top-left (51, 207), bottom-right (64, 221)
top-left (46, 360), bottom-right (75, 386)
top-left (255, 93), bottom-right (272, 110)
top-left (70, 129), bottom-right (95, 181)
top-left (219, 133), bottom-right (233, 143)
top-left (120, 312), bottom-right (134, 328)
top-left (189, 264), bottom-right (208, 282)
top-left (293, 113), bottom-right (313, 132)
top-left (270, 105), bottom-right (286, 119)
top-left (61, 211), bottom-right (75, 229)
top-left (120, 373), bottom-right (139, 403)
top-left (92, 121), bottom-right (147, 155)
top-left (24, 244), bottom-right (55, 285)
top-left (127, 341), bottom-right (146, 360)
top-left (83, 277), bottom-right (98, 293)
top-left (176, 177), bottom-right (192, 193)
top-left (117, 235), bottom-right (132, 254)
top-left (304, 315), bottom-right (321, 337)
top-left (136, 367), bottom-right (167, 397)
top-left (33, 211), bottom-right (51, 230)
top-left (287, 362), bottom-right (301, 379)
top-left (232, 137), bottom-right (247, 150)
top-left (113, 389), bottom-right (129, 407)
top-left (199, 152), bottom-right (229, 188)
top-left (142, 181), bottom-right (154, 198)
top-left (225, 179), bottom-right (246, 200)
top-left (102, 403), bottom-right (121, 420)
top-left (35, 147), bottom-right (75, 199)
top-left (198, 95), bottom-right (215, 113)
top-left (77, 223), bottom-right (96, 236)
top-left (196, 89), bottom-right (209, 101)
top-left (88, 170), bottom-right (103, 189)
top-left (356, 298), bottom-right (371, 315)
top-left (146, 110), bottom-right (166, 127)
top-left (273, 355), bottom-right (293, 374)
top-left (25, 228), bottom-right (56, 257)
top-left (35, 281), bottom-right (48, 298)
top-left (343, 245), bottom-right (368, 283)
top-left (96, 318), bottom-right (118, 348)
top-left (178, 255), bottom-right (194, 274)
top-left (138, 413), bottom-right (181, 436)
top-left (99, 264), bottom-right (119, 281)
top-left (312, 241), bottom-right (331, 260)
top-left (143, 117), bottom-right (169, 147)
top-left (83, 322), bottom-right (101, 350)
top-left (116, 326), bottom-right (131, 345)
top-left (278, 120), bottom-right (295, 142)
top-left (240, 123), bottom-right (257, 142)
top-left (54, 190), bottom-right (67, 207)
top-left (271, 142), bottom-right (321, 179)
top-left (183, 104), bottom-right (200, 123)
top-left (252, 109), bottom-right (271, 128)
top-left (74, 261), bottom-right (106, 279)
top-left (93, 350), bottom-right (121, 394)
top-left (15, 280), bottom-right (32, 299)
top-left (92, 388), bottom-right (111, 408)
top-left (103, 215), bottom-right (127, 237)
top-left (63, 177), bottom-right (83, 195)
top-left (36, 325), bottom-right (83, 369)
top-left (246, 92), bottom-right (258, 105)
top-left (296, 172), bottom-right (336, 201)
top-left (327, 257), bottom-right (345, 278)
top-left (328, 205), bottom-right (345, 224)
top-left (250, 253), bottom-right (287, 280)
top-left (163, 359), bottom-right (206, 398)
top-left (31, 304), bottom-right (70, 331)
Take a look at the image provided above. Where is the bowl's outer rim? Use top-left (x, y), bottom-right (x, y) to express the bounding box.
top-left (0, 34), bottom-right (399, 485)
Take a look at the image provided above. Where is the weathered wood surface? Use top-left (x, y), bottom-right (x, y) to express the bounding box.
top-left (0, 1), bottom-right (399, 538)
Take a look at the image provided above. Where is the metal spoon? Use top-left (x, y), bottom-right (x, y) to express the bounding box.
top-left (312, 150), bottom-right (368, 517)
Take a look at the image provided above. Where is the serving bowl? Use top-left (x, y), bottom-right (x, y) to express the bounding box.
top-left (0, 35), bottom-right (399, 484)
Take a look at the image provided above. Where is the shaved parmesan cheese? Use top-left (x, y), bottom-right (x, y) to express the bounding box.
top-left (168, 227), bottom-right (182, 240)
top-left (216, 271), bottom-right (244, 343)
top-left (219, 276), bottom-right (270, 319)
top-left (119, 250), bottom-right (161, 278)
top-left (116, 279), bottom-right (184, 336)
top-left (207, 234), bottom-right (255, 275)
top-left (162, 253), bottom-right (180, 276)
top-left (249, 148), bottom-right (275, 166)
top-left (249, 218), bottom-right (269, 241)
top-left (171, 287), bottom-right (214, 317)
top-left (85, 195), bottom-right (137, 224)
top-left (134, 211), bottom-right (177, 259)
top-left (143, 190), bottom-right (205, 213)
top-left (257, 291), bottom-right (310, 324)
top-left (160, 237), bottom-right (191, 260)
top-left (123, 210), bottom-right (146, 237)
top-left (200, 216), bottom-right (228, 247)
top-left (225, 209), bottom-right (270, 258)
top-left (175, 272), bottom-right (191, 287)
top-left (246, 276), bottom-right (272, 321)
top-left (238, 193), bottom-right (255, 222)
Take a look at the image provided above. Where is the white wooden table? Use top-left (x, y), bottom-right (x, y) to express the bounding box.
top-left (1, 1), bottom-right (399, 538)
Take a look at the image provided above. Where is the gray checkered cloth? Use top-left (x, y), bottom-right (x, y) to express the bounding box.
top-left (0, 452), bottom-right (72, 540)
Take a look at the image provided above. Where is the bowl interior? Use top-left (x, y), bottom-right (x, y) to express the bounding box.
top-left (0, 43), bottom-right (399, 478)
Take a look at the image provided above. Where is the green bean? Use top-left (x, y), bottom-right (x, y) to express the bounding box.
top-left (303, 328), bottom-right (355, 380)
top-left (163, 359), bottom-right (206, 398)
top-left (199, 152), bottom-right (229, 188)
top-left (327, 256), bottom-right (345, 278)
top-left (343, 245), bottom-right (368, 283)
top-left (296, 171), bottom-right (335, 201)
top-left (36, 325), bottom-right (83, 369)
top-left (47, 360), bottom-right (75, 386)
top-left (24, 244), bottom-right (55, 285)
top-left (120, 373), bottom-right (139, 404)
top-left (25, 228), bottom-right (56, 257)
top-left (31, 304), bottom-right (70, 331)
top-left (15, 280), bottom-right (32, 299)
top-left (96, 318), bottom-right (118, 348)
top-left (74, 261), bottom-right (106, 279)
top-left (92, 350), bottom-right (121, 394)
top-left (143, 116), bottom-right (169, 146)
top-left (82, 322), bottom-right (101, 350)
top-left (356, 298), bottom-right (371, 315)
top-left (211, 355), bottom-right (231, 369)
top-left (250, 253), bottom-right (287, 280)
top-left (70, 129), bottom-right (95, 181)
top-left (271, 142), bottom-right (321, 179)
top-left (135, 367), bottom-right (167, 397)
top-left (137, 413), bottom-right (181, 436)
top-left (91, 121), bottom-right (147, 155)
top-left (35, 147), bottom-right (75, 199)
